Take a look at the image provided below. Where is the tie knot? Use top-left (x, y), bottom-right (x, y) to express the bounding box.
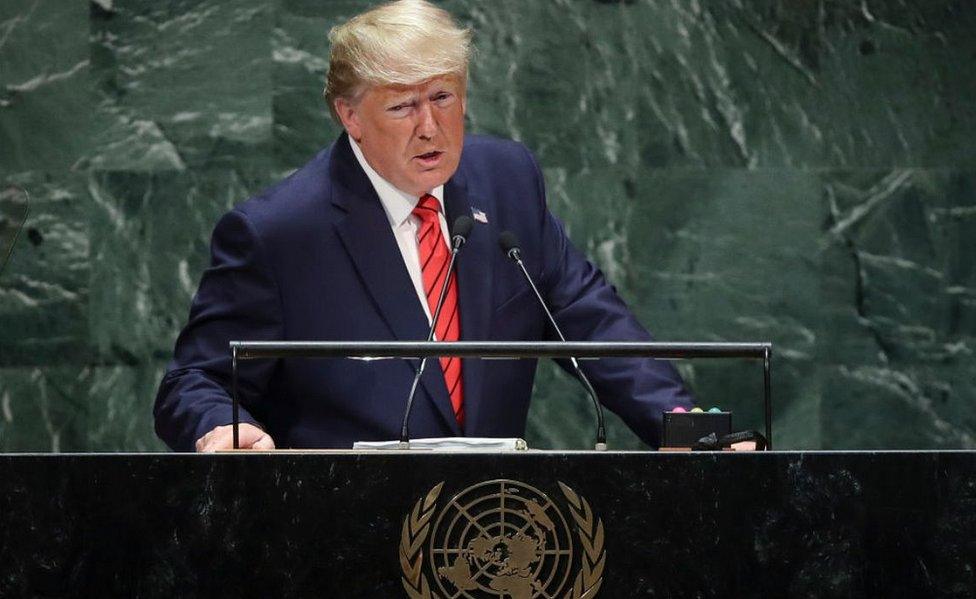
top-left (412, 194), bottom-right (441, 224)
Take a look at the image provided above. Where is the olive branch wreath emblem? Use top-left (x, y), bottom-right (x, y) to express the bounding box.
top-left (399, 481), bottom-right (606, 598)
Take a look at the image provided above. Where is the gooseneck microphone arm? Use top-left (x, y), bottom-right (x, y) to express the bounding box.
top-left (498, 231), bottom-right (608, 451)
top-left (399, 215), bottom-right (474, 448)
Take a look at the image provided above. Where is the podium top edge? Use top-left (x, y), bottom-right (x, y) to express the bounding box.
top-left (3, 450), bottom-right (976, 458)
top-left (227, 340), bottom-right (773, 360)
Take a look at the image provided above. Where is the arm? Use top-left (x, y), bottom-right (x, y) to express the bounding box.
top-left (154, 208), bottom-right (283, 451)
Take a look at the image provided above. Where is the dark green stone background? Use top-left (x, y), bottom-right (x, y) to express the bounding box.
top-left (1, 1), bottom-right (974, 451)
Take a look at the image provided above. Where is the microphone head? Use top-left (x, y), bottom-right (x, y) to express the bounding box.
top-left (451, 215), bottom-right (474, 244)
top-left (498, 231), bottom-right (521, 258)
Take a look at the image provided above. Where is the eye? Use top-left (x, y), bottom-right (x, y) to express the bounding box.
top-left (432, 92), bottom-right (455, 105)
top-left (387, 102), bottom-right (413, 115)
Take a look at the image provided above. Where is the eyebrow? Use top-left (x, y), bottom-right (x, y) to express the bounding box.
top-left (386, 93), bottom-right (418, 105)
top-left (385, 86), bottom-right (455, 106)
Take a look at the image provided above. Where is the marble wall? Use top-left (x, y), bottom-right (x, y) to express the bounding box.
top-left (0, 0), bottom-right (973, 451)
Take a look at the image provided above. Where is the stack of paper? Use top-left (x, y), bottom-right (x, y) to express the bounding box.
top-left (352, 437), bottom-right (528, 451)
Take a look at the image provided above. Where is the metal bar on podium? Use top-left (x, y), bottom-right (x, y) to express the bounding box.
top-left (763, 346), bottom-right (772, 448)
top-left (228, 340), bottom-right (773, 449)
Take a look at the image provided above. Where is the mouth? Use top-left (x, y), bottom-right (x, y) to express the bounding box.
top-left (413, 150), bottom-right (444, 167)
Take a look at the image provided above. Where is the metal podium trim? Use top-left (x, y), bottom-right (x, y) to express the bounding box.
top-left (228, 340), bottom-right (773, 449)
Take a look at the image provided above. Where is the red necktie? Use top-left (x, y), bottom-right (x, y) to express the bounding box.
top-left (412, 194), bottom-right (464, 426)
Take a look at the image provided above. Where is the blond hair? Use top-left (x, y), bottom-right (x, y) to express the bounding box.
top-left (324, 0), bottom-right (472, 122)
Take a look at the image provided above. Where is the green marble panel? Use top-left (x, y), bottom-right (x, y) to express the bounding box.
top-left (694, 1), bottom-right (976, 168)
top-left (0, 364), bottom-right (167, 452)
top-left (529, 168), bottom-right (976, 450)
top-left (87, 168), bottom-right (259, 362)
top-left (0, 172), bottom-right (90, 366)
top-left (85, 362), bottom-right (168, 451)
top-left (88, 0), bottom-right (274, 172)
top-left (820, 169), bottom-right (976, 448)
top-left (0, 1), bottom-right (92, 172)
top-left (274, 0), bottom-right (976, 170)
top-left (1, 0), bottom-right (975, 451)
top-left (528, 167), bottom-right (824, 450)
top-left (0, 186), bottom-right (29, 272)
top-left (272, 11), bottom-right (343, 170)
top-left (0, 367), bottom-right (87, 452)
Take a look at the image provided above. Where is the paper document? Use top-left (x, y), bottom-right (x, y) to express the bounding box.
top-left (353, 437), bottom-right (528, 451)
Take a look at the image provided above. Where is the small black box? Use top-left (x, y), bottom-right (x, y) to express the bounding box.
top-left (662, 411), bottom-right (732, 448)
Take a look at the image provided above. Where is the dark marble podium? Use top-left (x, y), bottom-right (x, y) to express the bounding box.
top-left (0, 451), bottom-right (973, 598)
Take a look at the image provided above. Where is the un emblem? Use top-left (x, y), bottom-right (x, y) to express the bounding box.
top-left (399, 479), bottom-right (605, 598)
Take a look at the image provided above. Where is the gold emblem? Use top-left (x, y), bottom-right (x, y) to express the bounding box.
top-left (399, 480), bottom-right (605, 598)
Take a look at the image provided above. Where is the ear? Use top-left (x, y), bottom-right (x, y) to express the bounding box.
top-left (334, 97), bottom-right (363, 141)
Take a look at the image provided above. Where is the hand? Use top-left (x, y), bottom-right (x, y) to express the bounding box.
top-left (195, 423), bottom-right (276, 452)
top-left (731, 440), bottom-right (758, 451)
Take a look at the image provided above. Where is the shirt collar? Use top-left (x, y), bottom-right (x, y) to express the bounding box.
top-left (348, 136), bottom-right (444, 228)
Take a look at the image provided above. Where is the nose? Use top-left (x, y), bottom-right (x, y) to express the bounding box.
top-left (415, 101), bottom-right (437, 140)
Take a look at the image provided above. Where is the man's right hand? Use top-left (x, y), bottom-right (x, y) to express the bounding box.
top-left (195, 423), bottom-right (276, 452)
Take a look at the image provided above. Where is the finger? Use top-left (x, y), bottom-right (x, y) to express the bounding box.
top-left (197, 427), bottom-right (234, 453)
top-left (198, 440), bottom-right (220, 453)
top-left (199, 434), bottom-right (230, 453)
top-left (196, 424), bottom-right (268, 452)
top-left (237, 424), bottom-right (266, 447)
top-left (196, 431), bottom-right (218, 453)
top-left (250, 433), bottom-right (276, 450)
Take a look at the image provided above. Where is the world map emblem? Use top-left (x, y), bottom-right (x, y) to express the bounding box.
top-left (399, 479), bottom-right (605, 598)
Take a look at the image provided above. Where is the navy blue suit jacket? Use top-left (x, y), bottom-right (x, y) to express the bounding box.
top-left (154, 133), bottom-right (692, 450)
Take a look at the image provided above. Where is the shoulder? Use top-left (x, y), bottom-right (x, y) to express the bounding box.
top-left (459, 134), bottom-right (538, 171)
top-left (217, 144), bottom-right (339, 250)
top-left (457, 134), bottom-right (543, 198)
top-left (238, 145), bottom-right (335, 223)
top-left (203, 143), bottom-right (342, 266)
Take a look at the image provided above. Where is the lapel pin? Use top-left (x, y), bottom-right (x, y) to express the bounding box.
top-left (472, 208), bottom-right (488, 224)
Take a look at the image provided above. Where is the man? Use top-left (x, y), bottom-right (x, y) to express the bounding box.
top-left (154, 0), bottom-right (693, 452)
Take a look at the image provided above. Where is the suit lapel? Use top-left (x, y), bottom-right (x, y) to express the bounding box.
top-left (444, 172), bottom-right (494, 436)
top-left (330, 134), bottom-right (461, 436)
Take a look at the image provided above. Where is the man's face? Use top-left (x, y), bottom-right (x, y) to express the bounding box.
top-left (336, 76), bottom-right (466, 196)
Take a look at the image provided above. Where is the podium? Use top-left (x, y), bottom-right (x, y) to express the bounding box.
top-left (1, 451), bottom-right (974, 597)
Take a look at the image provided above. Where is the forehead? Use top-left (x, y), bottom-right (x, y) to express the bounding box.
top-left (368, 75), bottom-right (465, 99)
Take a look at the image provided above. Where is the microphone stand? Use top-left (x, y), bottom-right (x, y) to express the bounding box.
top-left (504, 241), bottom-right (608, 451)
top-left (399, 218), bottom-right (471, 448)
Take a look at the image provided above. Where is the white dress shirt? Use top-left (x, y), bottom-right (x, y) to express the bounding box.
top-left (349, 137), bottom-right (451, 324)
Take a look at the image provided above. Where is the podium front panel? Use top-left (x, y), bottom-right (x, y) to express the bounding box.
top-left (0, 451), bottom-right (973, 597)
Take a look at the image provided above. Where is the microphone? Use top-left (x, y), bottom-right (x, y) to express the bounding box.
top-left (451, 215), bottom-right (474, 249)
top-left (399, 215), bottom-right (474, 448)
top-left (498, 231), bottom-right (608, 450)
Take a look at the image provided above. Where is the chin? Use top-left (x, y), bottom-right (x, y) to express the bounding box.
top-left (413, 172), bottom-right (449, 192)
